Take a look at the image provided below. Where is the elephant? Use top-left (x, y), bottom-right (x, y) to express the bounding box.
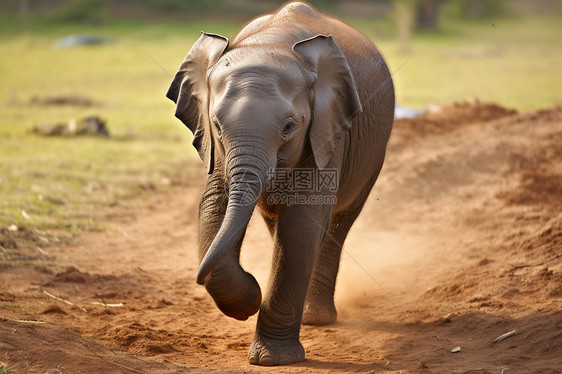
top-left (166, 2), bottom-right (394, 366)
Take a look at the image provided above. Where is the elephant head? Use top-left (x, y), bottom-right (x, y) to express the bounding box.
top-left (167, 32), bottom-right (362, 320)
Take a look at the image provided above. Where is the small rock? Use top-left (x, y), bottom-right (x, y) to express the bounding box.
top-left (441, 312), bottom-right (454, 323)
top-left (55, 35), bottom-right (115, 48)
top-left (7, 224), bottom-right (18, 232)
top-left (451, 346), bottom-right (461, 353)
top-left (42, 305), bottom-right (67, 314)
top-left (33, 116), bottom-right (109, 137)
top-left (76, 116), bottom-right (109, 137)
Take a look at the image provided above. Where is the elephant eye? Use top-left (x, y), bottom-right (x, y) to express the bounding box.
top-left (281, 119), bottom-right (295, 140)
top-left (213, 117), bottom-right (222, 137)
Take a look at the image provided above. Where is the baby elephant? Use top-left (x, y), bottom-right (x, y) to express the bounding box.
top-left (167, 2), bottom-right (394, 366)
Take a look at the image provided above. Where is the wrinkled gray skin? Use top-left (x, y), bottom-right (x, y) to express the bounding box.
top-left (167, 2), bottom-right (394, 366)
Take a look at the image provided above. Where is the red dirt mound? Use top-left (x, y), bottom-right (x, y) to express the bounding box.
top-left (394, 101), bottom-right (518, 139)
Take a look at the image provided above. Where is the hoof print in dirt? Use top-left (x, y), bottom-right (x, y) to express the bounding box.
top-left (248, 336), bottom-right (305, 366)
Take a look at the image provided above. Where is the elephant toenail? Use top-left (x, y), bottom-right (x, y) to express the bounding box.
top-left (259, 355), bottom-right (275, 366)
top-left (278, 355), bottom-right (294, 365)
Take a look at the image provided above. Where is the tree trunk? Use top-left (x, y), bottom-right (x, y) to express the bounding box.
top-left (416, 0), bottom-right (440, 30)
top-left (395, 0), bottom-right (416, 53)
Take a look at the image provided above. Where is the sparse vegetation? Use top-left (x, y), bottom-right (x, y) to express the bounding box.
top-left (0, 362), bottom-right (17, 374)
top-left (2, 304), bottom-right (31, 313)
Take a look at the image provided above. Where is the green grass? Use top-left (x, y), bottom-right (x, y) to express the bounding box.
top-left (0, 363), bottom-right (17, 374)
top-left (0, 21), bottom-right (219, 233)
top-left (351, 15), bottom-right (562, 110)
top-left (2, 303), bottom-right (31, 314)
top-left (0, 14), bottom-right (560, 239)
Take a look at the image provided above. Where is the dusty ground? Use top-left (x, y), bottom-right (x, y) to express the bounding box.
top-left (1, 102), bottom-right (561, 373)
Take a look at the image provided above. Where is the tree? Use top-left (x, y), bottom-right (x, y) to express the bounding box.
top-left (394, 0), bottom-right (417, 53)
top-left (459, 0), bottom-right (507, 20)
top-left (19, 0), bottom-right (29, 30)
top-left (416, 0), bottom-right (441, 30)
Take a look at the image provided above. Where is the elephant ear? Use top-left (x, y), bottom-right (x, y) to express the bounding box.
top-left (293, 35), bottom-right (362, 169)
top-left (166, 32), bottom-right (229, 174)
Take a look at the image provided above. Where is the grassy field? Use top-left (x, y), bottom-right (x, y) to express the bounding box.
top-left (372, 16), bottom-right (562, 110)
top-left (0, 13), bottom-right (561, 240)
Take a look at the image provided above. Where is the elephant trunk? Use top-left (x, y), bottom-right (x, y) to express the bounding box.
top-left (197, 152), bottom-right (270, 320)
top-left (204, 253), bottom-right (262, 320)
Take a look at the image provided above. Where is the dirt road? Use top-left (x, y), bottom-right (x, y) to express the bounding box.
top-left (1, 103), bottom-right (561, 373)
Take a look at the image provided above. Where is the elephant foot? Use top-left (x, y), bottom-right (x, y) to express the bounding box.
top-left (302, 301), bottom-right (337, 325)
top-left (248, 335), bottom-right (305, 366)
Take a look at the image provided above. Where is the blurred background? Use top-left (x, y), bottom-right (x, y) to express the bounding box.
top-left (0, 0), bottom-right (561, 244)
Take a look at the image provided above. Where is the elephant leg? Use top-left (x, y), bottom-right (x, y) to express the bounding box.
top-left (249, 202), bottom-right (332, 366)
top-left (302, 173), bottom-right (379, 326)
top-left (301, 211), bottom-right (359, 325)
